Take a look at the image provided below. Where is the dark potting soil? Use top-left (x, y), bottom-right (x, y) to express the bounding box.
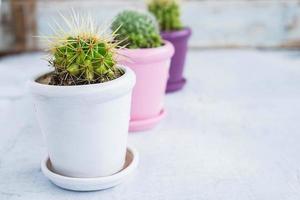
top-left (36, 68), bottom-right (124, 86)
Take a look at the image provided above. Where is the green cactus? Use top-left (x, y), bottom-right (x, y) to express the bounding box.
top-left (111, 10), bottom-right (162, 49)
top-left (148, 0), bottom-right (183, 31)
top-left (46, 13), bottom-right (123, 86)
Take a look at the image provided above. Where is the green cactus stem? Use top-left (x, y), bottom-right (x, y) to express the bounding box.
top-left (111, 10), bottom-right (163, 49)
top-left (44, 13), bottom-right (124, 86)
top-left (148, 0), bottom-right (183, 32)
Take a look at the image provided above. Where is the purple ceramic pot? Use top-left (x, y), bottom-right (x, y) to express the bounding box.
top-left (161, 27), bottom-right (191, 93)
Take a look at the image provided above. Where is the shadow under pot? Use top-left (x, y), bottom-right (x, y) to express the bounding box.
top-left (118, 41), bottom-right (174, 132)
top-left (29, 67), bottom-right (136, 178)
top-left (161, 27), bottom-right (192, 93)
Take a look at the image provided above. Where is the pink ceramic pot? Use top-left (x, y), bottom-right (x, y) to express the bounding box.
top-left (118, 41), bottom-right (174, 132)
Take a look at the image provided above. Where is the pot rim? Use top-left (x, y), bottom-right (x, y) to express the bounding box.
top-left (161, 27), bottom-right (192, 39)
top-left (28, 65), bottom-right (136, 97)
top-left (117, 40), bottom-right (174, 64)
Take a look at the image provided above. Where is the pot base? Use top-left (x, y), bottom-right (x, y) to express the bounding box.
top-left (41, 146), bottom-right (139, 191)
top-left (129, 109), bottom-right (166, 132)
top-left (166, 78), bottom-right (186, 93)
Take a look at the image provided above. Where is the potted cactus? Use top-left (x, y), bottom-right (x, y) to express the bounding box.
top-left (111, 10), bottom-right (174, 132)
top-left (148, 0), bottom-right (191, 93)
top-left (29, 13), bottom-right (136, 178)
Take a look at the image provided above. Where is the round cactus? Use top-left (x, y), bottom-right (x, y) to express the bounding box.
top-left (111, 10), bottom-right (162, 49)
top-left (148, 0), bottom-right (183, 31)
top-left (45, 13), bottom-right (123, 86)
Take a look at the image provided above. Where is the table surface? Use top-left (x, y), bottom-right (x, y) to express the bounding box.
top-left (0, 50), bottom-right (300, 200)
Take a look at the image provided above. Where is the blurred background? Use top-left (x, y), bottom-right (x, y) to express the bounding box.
top-left (1, 0), bottom-right (300, 57)
top-left (1, 1), bottom-right (300, 199)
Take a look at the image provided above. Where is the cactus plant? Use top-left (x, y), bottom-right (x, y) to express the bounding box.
top-left (45, 13), bottom-right (124, 86)
top-left (147, 0), bottom-right (183, 31)
top-left (111, 10), bottom-right (162, 49)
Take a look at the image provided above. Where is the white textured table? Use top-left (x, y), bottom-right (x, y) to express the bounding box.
top-left (0, 50), bottom-right (300, 200)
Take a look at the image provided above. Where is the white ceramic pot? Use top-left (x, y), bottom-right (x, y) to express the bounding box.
top-left (29, 66), bottom-right (136, 178)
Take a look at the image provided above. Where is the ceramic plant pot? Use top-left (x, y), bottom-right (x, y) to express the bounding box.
top-left (118, 41), bottom-right (174, 132)
top-left (29, 67), bottom-right (136, 178)
top-left (161, 27), bottom-right (192, 93)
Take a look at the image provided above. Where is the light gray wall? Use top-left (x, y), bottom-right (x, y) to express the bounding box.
top-left (2, 0), bottom-right (300, 50)
top-left (35, 0), bottom-right (300, 48)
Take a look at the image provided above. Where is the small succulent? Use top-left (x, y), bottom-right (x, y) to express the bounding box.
top-left (44, 12), bottom-right (123, 85)
top-left (148, 0), bottom-right (183, 31)
top-left (111, 10), bottom-right (162, 49)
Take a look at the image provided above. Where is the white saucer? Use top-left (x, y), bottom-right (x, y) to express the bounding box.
top-left (41, 146), bottom-right (139, 191)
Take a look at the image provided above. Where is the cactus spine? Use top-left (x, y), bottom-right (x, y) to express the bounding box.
top-left (45, 12), bottom-right (123, 85)
top-left (111, 10), bottom-right (162, 49)
top-left (148, 0), bottom-right (183, 31)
